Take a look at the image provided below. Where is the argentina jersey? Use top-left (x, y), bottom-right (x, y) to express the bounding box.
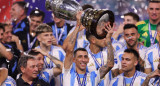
top-left (115, 45), bottom-right (147, 70)
top-left (150, 77), bottom-right (160, 86)
top-left (145, 43), bottom-right (159, 71)
top-left (39, 68), bottom-right (54, 83)
top-left (86, 45), bottom-right (117, 86)
top-left (50, 22), bottom-right (74, 45)
top-left (36, 45), bottom-right (65, 68)
top-left (2, 76), bottom-right (16, 86)
top-left (63, 65), bottom-right (101, 86)
top-left (74, 29), bottom-right (90, 50)
top-left (36, 45), bottom-right (65, 86)
top-left (109, 71), bottom-right (147, 86)
top-left (111, 38), bottom-right (125, 51)
top-left (67, 28), bottom-right (90, 50)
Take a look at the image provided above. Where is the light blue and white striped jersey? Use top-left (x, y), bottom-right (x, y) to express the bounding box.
top-left (111, 38), bottom-right (125, 51)
top-left (85, 44), bottom-right (119, 86)
top-left (150, 77), bottom-right (160, 86)
top-left (63, 65), bottom-right (101, 86)
top-left (2, 76), bottom-right (16, 86)
top-left (36, 45), bottom-right (65, 86)
top-left (36, 45), bottom-right (66, 68)
top-left (115, 45), bottom-right (147, 69)
top-left (109, 71), bottom-right (147, 86)
top-left (145, 43), bottom-right (159, 71)
top-left (68, 28), bottom-right (90, 50)
top-left (39, 68), bottom-right (54, 83)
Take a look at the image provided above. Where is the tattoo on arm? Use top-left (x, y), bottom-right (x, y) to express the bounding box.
top-left (69, 25), bottom-right (80, 44)
top-left (49, 54), bottom-right (60, 61)
top-left (49, 54), bottom-right (62, 69)
top-left (100, 41), bottom-right (114, 79)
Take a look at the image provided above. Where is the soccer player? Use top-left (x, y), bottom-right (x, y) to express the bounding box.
top-left (136, 0), bottom-right (160, 47)
top-left (27, 49), bottom-right (63, 83)
top-left (145, 22), bottom-right (160, 74)
top-left (47, 12), bottom-right (74, 47)
top-left (36, 24), bottom-right (65, 86)
top-left (63, 11), bottom-right (114, 86)
top-left (110, 49), bottom-right (147, 86)
top-left (112, 12), bottom-right (140, 43)
top-left (115, 24), bottom-right (147, 73)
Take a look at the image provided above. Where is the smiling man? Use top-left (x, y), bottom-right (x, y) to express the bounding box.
top-left (14, 9), bottom-right (45, 52)
top-left (10, 1), bottom-right (29, 33)
top-left (115, 24), bottom-right (147, 73)
top-left (137, 0), bottom-right (160, 47)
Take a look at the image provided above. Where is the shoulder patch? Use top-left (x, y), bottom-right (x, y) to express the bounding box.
top-left (136, 21), bottom-right (146, 26)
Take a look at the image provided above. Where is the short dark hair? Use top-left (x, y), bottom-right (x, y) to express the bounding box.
top-left (124, 48), bottom-right (139, 60)
top-left (30, 9), bottom-right (45, 21)
top-left (0, 23), bottom-right (5, 32)
top-left (36, 23), bottom-right (53, 36)
top-left (124, 12), bottom-right (140, 22)
top-left (124, 24), bottom-right (138, 31)
top-left (82, 4), bottom-right (94, 10)
top-left (86, 30), bottom-right (94, 41)
top-left (27, 50), bottom-right (41, 56)
top-left (74, 48), bottom-right (88, 57)
top-left (13, 1), bottom-right (28, 14)
top-left (18, 54), bottom-right (35, 73)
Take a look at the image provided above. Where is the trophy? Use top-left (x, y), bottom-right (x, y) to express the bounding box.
top-left (45, 0), bottom-right (114, 39)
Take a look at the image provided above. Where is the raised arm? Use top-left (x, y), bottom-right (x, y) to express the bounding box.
top-left (0, 42), bottom-right (13, 61)
top-left (142, 69), bottom-right (160, 86)
top-left (64, 11), bottom-right (83, 69)
top-left (34, 48), bottom-right (63, 76)
top-left (100, 24), bottom-right (114, 79)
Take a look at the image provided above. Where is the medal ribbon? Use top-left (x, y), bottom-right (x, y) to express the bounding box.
top-left (76, 72), bottom-right (87, 86)
top-left (149, 22), bottom-right (157, 45)
top-left (88, 48), bottom-right (104, 68)
top-left (27, 33), bottom-right (37, 50)
top-left (55, 24), bottom-right (66, 44)
top-left (123, 71), bottom-right (138, 86)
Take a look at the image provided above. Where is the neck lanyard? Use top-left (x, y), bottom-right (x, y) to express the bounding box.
top-left (149, 22), bottom-right (157, 46)
top-left (123, 71), bottom-right (138, 86)
top-left (55, 24), bottom-right (65, 44)
top-left (88, 47), bottom-right (104, 68)
top-left (76, 72), bottom-right (87, 86)
top-left (38, 45), bottom-right (54, 68)
top-left (27, 33), bottom-right (37, 50)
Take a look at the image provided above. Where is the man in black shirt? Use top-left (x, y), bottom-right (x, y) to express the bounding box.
top-left (15, 9), bottom-right (45, 52)
top-left (0, 23), bottom-right (23, 79)
top-left (10, 1), bottom-right (29, 34)
top-left (17, 54), bottom-right (49, 86)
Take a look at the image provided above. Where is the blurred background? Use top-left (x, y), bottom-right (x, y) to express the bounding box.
top-left (0, 0), bottom-right (149, 25)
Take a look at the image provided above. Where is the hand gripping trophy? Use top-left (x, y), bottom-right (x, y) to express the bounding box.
top-left (45, 0), bottom-right (114, 39)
